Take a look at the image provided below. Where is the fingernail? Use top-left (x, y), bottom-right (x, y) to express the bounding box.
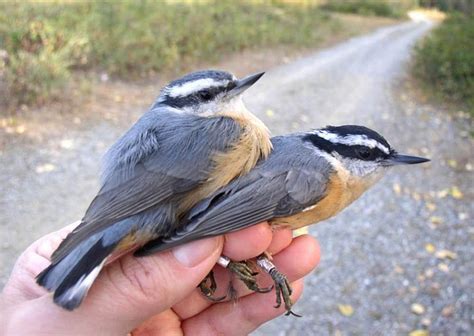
top-left (172, 238), bottom-right (220, 267)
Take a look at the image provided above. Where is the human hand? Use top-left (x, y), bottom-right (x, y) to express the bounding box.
top-left (1, 222), bottom-right (320, 335)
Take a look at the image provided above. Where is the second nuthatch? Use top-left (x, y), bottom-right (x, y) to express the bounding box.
top-left (136, 125), bottom-right (429, 315)
top-left (36, 69), bottom-right (272, 310)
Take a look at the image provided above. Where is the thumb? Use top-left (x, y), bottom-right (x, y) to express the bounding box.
top-left (27, 237), bottom-right (223, 335)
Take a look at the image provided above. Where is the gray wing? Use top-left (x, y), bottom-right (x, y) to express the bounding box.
top-left (135, 164), bottom-right (329, 256)
top-left (52, 109), bottom-right (241, 262)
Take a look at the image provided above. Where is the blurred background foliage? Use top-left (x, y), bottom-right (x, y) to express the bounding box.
top-left (419, 0), bottom-right (472, 14)
top-left (321, 0), bottom-right (410, 17)
top-left (0, 0), bottom-right (338, 106)
top-left (0, 0), bottom-right (472, 112)
top-left (414, 9), bottom-right (474, 114)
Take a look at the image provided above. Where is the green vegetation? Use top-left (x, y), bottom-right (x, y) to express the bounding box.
top-left (419, 0), bottom-right (473, 15)
top-left (414, 13), bottom-right (474, 115)
top-left (321, 0), bottom-right (413, 18)
top-left (0, 1), bottom-right (339, 106)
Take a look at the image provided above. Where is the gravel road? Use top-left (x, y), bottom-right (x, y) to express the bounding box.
top-left (1, 17), bottom-right (473, 335)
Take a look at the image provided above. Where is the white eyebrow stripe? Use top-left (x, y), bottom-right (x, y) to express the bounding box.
top-left (314, 130), bottom-right (390, 154)
top-left (167, 78), bottom-right (228, 98)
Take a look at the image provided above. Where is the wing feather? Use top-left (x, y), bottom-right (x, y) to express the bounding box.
top-left (136, 167), bottom-right (328, 256)
top-left (52, 112), bottom-right (241, 262)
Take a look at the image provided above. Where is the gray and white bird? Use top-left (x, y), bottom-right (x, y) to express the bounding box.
top-left (136, 125), bottom-right (429, 315)
top-left (36, 69), bottom-right (272, 310)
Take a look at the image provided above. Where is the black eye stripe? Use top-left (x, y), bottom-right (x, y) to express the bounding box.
top-left (195, 85), bottom-right (228, 101)
top-left (323, 125), bottom-right (391, 150)
top-left (157, 70), bottom-right (237, 107)
top-left (355, 147), bottom-right (381, 161)
top-left (162, 84), bottom-right (228, 107)
top-left (303, 133), bottom-right (389, 161)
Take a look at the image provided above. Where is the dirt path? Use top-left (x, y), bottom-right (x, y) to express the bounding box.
top-left (251, 19), bottom-right (473, 335)
top-left (1, 16), bottom-right (473, 335)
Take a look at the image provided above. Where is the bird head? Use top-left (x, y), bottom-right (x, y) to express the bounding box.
top-left (154, 70), bottom-right (264, 115)
top-left (304, 125), bottom-right (429, 186)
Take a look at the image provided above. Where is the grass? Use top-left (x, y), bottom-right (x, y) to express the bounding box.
top-left (321, 0), bottom-right (415, 18)
top-left (0, 0), bottom-right (340, 107)
top-left (413, 12), bottom-right (474, 115)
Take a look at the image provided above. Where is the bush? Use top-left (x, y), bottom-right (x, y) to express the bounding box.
top-left (414, 13), bottom-right (474, 114)
top-left (5, 50), bottom-right (69, 105)
top-left (321, 0), bottom-right (403, 18)
top-left (0, 4), bottom-right (90, 105)
top-left (420, 0), bottom-right (473, 15)
top-left (0, 1), bottom-right (336, 106)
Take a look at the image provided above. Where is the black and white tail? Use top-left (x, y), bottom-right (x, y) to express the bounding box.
top-left (36, 220), bottom-right (131, 310)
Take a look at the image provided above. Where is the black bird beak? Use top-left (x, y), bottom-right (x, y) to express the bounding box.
top-left (384, 153), bottom-right (430, 165)
top-left (226, 72), bottom-right (265, 98)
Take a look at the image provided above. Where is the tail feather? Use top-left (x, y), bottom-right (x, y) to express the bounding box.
top-left (36, 219), bottom-right (134, 310)
top-left (37, 237), bottom-right (118, 310)
top-left (37, 236), bottom-right (99, 292)
top-left (55, 259), bottom-right (105, 310)
top-left (37, 218), bottom-right (136, 310)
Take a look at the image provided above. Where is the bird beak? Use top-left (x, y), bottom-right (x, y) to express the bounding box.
top-left (384, 153), bottom-right (430, 166)
top-left (226, 72), bottom-right (265, 98)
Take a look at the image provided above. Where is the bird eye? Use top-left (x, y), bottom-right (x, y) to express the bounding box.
top-left (356, 148), bottom-right (372, 160)
top-left (198, 90), bottom-right (213, 101)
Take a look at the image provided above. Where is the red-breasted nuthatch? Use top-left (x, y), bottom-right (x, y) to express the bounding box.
top-left (136, 125), bottom-right (429, 316)
top-left (36, 69), bottom-right (272, 310)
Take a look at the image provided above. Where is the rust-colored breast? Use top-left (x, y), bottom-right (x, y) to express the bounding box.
top-left (178, 110), bottom-right (272, 213)
top-left (271, 171), bottom-right (370, 230)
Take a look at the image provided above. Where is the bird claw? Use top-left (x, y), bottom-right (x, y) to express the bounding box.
top-left (227, 260), bottom-right (271, 294)
top-left (198, 271), bottom-right (227, 302)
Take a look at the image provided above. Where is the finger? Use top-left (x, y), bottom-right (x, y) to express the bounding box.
top-left (2, 252), bottom-right (51, 303)
top-left (172, 234), bottom-right (319, 320)
top-left (130, 309), bottom-right (182, 336)
top-left (2, 222), bottom-right (79, 304)
top-left (264, 234), bottom-right (321, 287)
top-left (266, 228), bottom-right (293, 255)
top-left (22, 221), bottom-right (78, 260)
top-left (182, 279), bottom-right (305, 336)
top-left (222, 222), bottom-right (273, 261)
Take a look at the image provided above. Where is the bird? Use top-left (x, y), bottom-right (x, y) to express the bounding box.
top-left (36, 69), bottom-right (272, 310)
top-left (135, 125), bottom-right (430, 316)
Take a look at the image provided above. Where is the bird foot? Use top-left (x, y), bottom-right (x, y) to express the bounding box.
top-left (257, 254), bottom-right (301, 317)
